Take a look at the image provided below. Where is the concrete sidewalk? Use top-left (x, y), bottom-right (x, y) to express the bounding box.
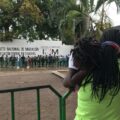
top-left (52, 70), bottom-right (68, 79)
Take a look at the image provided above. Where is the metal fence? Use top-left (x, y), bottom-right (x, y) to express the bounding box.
top-left (0, 85), bottom-right (71, 120)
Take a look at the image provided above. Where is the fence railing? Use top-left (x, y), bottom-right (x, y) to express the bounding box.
top-left (0, 85), bottom-right (72, 120)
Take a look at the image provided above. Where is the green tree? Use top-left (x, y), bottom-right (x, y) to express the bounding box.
top-left (0, 0), bottom-right (59, 41)
top-left (92, 7), bottom-right (112, 40)
top-left (0, 0), bottom-right (116, 43)
top-left (96, 0), bottom-right (120, 11)
top-left (50, 0), bottom-right (95, 44)
top-left (55, 0), bottom-right (113, 44)
top-left (0, 0), bottom-right (44, 41)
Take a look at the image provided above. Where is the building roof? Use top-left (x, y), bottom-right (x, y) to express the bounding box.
top-left (112, 25), bottom-right (120, 30)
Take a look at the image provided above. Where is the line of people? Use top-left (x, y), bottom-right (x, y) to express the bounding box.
top-left (0, 54), bottom-right (69, 69)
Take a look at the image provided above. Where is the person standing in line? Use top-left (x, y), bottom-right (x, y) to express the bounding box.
top-left (0, 54), bottom-right (4, 68)
top-left (41, 55), bottom-right (45, 67)
top-left (21, 55), bottom-right (25, 68)
top-left (16, 55), bottom-right (20, 69)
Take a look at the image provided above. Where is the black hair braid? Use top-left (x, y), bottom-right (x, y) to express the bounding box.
top-left (73, 37), bottom-right (101, 70)
top-left (92, 45), bottom-right (120, 102)
top-left (72, 37), bottom-right (120, 103)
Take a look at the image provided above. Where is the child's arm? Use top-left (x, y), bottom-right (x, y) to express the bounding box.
top-left (63, 53), bottom-right (87, 90)
top-left (63, 69), bottom-right (87, 90)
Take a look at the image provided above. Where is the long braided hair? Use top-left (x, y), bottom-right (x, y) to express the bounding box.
top-left (72, 37), bottom-right (120, 103)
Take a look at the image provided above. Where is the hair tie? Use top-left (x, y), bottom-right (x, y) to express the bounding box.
top-left (101, 41), bottom-right (120, 51)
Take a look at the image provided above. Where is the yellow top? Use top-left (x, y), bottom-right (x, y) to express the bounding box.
top-left (74, 83), bottom-right (120, 120)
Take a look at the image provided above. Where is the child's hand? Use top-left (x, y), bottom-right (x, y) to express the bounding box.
top-left (74, 84), bottom-right (80, 91)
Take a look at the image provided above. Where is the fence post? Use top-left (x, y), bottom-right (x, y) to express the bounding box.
top-left (59, 97), bottom-right (63, 120)
top-left (61, 97), bottom-right (66, 120)
top-left (11, 92), bottom-right (15, 120)
top-left (59, 90), bottom-right (72, 120)
top-left (36, 89), bottom-right (40, 120)
top-left (0, 85), bottom-right (72, 120)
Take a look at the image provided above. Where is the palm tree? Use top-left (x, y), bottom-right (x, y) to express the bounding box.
top-left (96, 0), bottom-right (120, 11)
top-left (92, 7), bottom-right (112, 40)
top-left (56, 0), bottom-right (114, 44)
top-left (51, 0), bottom-right (95, 44)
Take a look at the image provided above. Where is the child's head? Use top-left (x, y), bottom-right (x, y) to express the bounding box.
top-left (72, 37), bottom-right (100, 70)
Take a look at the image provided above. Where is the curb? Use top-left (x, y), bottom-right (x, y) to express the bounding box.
top-left (52, 70), bottom-right (68, 79)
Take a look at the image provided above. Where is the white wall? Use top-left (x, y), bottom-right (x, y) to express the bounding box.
top-left (0, 39), bottom-right (73, 57)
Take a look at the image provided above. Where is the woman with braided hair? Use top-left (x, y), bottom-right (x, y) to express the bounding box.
top-left (63, 29), bottom-right (120, 120)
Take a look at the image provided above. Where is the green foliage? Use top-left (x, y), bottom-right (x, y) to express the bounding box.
top-left (0, 0), bottom-right (59, 41)
top-left (96, 0), bottom-right (120, 12)
top-left (55, 0), bottom-right (113, 44)
top-left (0, 0), bottom-right (118, 44)
top-left (19, 0), bottom-right (43, 24)
top-left (0, 0), bottom-right (14, 11)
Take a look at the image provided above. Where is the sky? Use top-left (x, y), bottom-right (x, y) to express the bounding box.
top-left (106, 3), bottom-right (120, 26)
top-left (76, 0), bottom-right (120, 26)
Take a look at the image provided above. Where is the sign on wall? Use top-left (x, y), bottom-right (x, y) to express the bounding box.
top-left (0, 39), bottom-right (73, 57)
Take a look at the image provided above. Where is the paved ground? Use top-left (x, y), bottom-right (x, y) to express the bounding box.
top-left (0, 70), bottom-right (77, 120)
